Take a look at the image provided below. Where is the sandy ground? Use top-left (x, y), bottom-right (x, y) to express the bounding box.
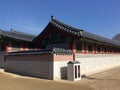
top-left (0, 67), bottom-right (120, 90)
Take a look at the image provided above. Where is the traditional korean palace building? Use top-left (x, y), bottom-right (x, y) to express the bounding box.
top-left (0, 29), bottom-right (36, 53)
top-left (34, 17), bottom-right (120, 54)
top-left (1, 16), bottom-right (120, 80)
top-left (0, 29), bottom-right (36, 68)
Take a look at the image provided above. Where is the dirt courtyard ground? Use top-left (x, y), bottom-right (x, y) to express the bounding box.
top-left (0, 66), bottom-right (120, 90)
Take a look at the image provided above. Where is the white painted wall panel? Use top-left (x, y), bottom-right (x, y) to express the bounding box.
top-left (53, 54), bottom-right (120, 80)
top-left (75, 54), bottom-right (120, 75)
top-left (53, 61), bottom-right (69, 80)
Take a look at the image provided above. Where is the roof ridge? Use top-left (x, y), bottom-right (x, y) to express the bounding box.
top-left (50, 17), bottom-right (83, 32)
top-left (0, 29), bottom-right (35, 41)
top-left (6, 48), bottom-right (72, 55)
top-left (11, 29), bottom-right (36, 37)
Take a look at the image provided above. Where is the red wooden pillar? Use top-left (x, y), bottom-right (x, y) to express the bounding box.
top-left (102, 46), bottom-right (104, 54)
top-left (115, 48), bottom-right (116, 54)
top-left (35, 44), bottom-right (40, 50)
top-left (24, 44), bottom-right (29, 51)
top-left (73, 54), bottom-right (75, 61)
top-left (92, 43), bottom-right (95, 54)
top-left (85, 42), bottom-right (88, 53)
top-left (109, 48), bottom-right (111, 54)
top-left (108, 48), bottom-right (110, 54)
top-left (71, 41), bottom-right (76, 53)
top-left (114, 48), bottom-right (116, 54)
top-left (94, 44), bottom-right (97, 54)
top-left (20, 44), bottom-right (24, 51)
top-left (113, 48), bottom-right (115, 54)
top-left (106, 47), bottom-right (108, 54)
top-left (107, 47), bottom-right (109, 54)
top-left (6, 45), bottom-right (8, 53)
top-left (117, 48), bottom-right (119, 53)
top-left (82, 42), bottom-right (85, 53)
top-left (108, 47), bottom-right (110, 54)
top-left (100, 45), bottom-right (103, 54)
top-left (112, 48), bottom-right (114, 54)
top-left (6, 42), bottom-right (12, 53)
top-left (115, 48), bottom-right (117, 54)
top-left (10, 43), bottom-right (13, 52)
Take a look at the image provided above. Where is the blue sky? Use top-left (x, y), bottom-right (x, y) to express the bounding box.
top-left (0, 0), bottom-right (120, 38)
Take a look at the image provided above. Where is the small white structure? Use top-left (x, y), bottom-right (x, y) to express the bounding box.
top-left (67, 61), bottom-right (81, 81)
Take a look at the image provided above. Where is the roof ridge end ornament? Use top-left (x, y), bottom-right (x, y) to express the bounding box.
top-left (11, 28), bottom-right (14, 32)
top-left (51, 15), bottom-right (54, 20)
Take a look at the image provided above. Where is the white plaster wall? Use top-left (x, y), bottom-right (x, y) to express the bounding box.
top-left (53, 61), bottom-right (69, 80)
top-left (53, 54), bottom-right (120, 80)
top-left (75, 54), bottom-right (120, 75)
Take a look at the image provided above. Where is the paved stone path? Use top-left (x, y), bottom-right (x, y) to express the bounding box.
top-left (0, 66), bottom-right (120, 90)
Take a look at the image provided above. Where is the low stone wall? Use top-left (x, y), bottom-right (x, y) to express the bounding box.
top-left (5, 50), bottom-right (120, 80)
top-left (5, 50), bottom-right (73, 80)
top-left (5, 53), bottom-right (54, 79)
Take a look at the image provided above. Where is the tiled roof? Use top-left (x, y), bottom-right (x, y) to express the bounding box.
top-left (35, 16), bottom-right (120, 47)
top-left (6, 48), bottom-right (72, 56)
top-left (82, 31), bottom-right (120, 47)
top-left (0, 29), bottom-right (36, 41)
top-left (50, 17), bottom-right (83, 37)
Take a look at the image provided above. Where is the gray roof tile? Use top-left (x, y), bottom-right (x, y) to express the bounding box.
top-left (0, 29), bottom-right (36, 41)
top-left (6, 47), bottom-right (72, 56)
top-left (50, 18), bottom-right (120, 47)
top-left (34, 17), bottom-right (120, 47)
